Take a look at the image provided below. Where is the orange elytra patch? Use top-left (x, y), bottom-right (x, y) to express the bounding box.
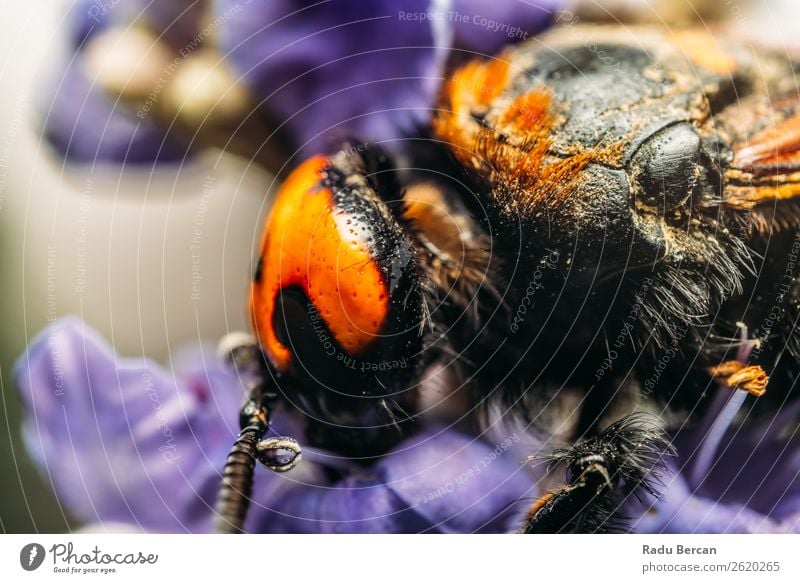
top-left (434, 83), bottom-right (600, 215)
top-left (434, 56), bottom-right (510, 169)
top-left (671, 30), bottom-right (737, 76)
top-left (250, 156), bottom-right (389, 372)
top-left (432, 50), bottom-right (607, 210)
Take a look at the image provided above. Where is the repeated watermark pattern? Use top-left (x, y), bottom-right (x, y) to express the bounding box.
top-left (87, 0), bottom-right (121, 23)
top-left (74, 178), bottom-right (93, 295)
top-left (641, 323), bottom-right (690, 399)
top-left (398, 9), bottom-right (529, 40)
top-left (190, 175), bottom-right (215, 301)
top-left (555, 10), bottom-right (668, 88)
top-left (142, 373), bottom-right (180, 465)
top-left (306, 302), bottom-right (409, 372)
top-left (510, 249), bottom-right (560, 334)
top-left (594, 277), bottom-right (653, 382)
top-left (0, 94), bottom-right (24, 212)
top-left (750, 230), bottom-right (800, 360)
top-left (421, 433), bottom-right (520, 504)
top-left (137, 2), bottom-right (246, 119)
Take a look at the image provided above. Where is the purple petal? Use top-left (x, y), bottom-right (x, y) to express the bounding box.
top-left (16, 318), bottom-right (543, 534)
top-left (71, 0), bottom-right (204, 50)
top-left (381, 427), bottom-right (537, 532)
top-left (449, 1), bottom-right (558, 54)
top-left (252, 426), bottom-right (537, 533)
top-left (15, 317), bottom-right (248, 532)
top-left (216, 0), bottom-right (437, 159)
top-left (686, 409), bottom-right (800, 520)
top-left (40, 57), bottom-right (189, 164)
top-left (628, 395), bottom-right (800, 533)
top-left (216, 0), bottom-right (559, 160)
top-left (631, 468), bottom-right (798, 533)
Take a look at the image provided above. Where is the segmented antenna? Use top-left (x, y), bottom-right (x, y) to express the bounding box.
top-left (214, 422), bottom-right (264, 533)
top-left (213, 333), bottom-right (301, 533)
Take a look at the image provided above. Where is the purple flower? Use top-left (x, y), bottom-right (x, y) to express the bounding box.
top-left (628, 379), bottom-right (800, 533)
top-left (15, 317), bottom-right (539, 533)
top-left (215, 0), bottom-right (559, 160)
top-left (71, 0), bottom-right (204, 51)
top-left (40, 59), bottom-right (190, 164)
top-left (17, 318), bottom-right (800, 533)
top-left (41, 0), bottom-right (206, 163)
top-left (43, 0), bottom-right (559, 166)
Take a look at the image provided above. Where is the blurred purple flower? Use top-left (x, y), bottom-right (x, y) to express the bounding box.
top-left (43, 0), bottom-right (559, 165)
top-left (41, 60), bottom-right (190, 164)
top-left (71, 0), bottom-right (204, 51)
top-left (630, 383), bottom-right (800, 533)
top-left (41, 0), bottom-right (206, 163)
top-left (16, 318), bottom-right (800, 533)
top-left (215, 0), bottom-right (559, 161)
top-left (15, 317), bottom-right (537, 533)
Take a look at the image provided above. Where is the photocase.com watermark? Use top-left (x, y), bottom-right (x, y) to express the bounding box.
top-left (142, 372), bottom-right (181, 464)
top-left (510, 249), bottom-right (559, 334)
top-left (555, 10), bottom-right (668, 87)
top-left (87, 0), bottom-right (121, 23)
top-left (19, 543), bottom-right (46, 571)
top-left (20, 541), bottom-right (158, 574)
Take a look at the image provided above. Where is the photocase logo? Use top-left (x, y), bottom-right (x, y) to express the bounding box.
top-left (19, 543), bottom-right (46, 571)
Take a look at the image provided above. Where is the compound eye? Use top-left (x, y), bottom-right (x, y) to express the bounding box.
top-left (629, 123), bottom-right (704, 210)
top-left (250, 153), bottom-right (420, 386)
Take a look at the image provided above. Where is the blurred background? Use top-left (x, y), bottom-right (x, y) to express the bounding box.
top-left (0, 0), bottom-right (798, 533)
top-left (0, 0), bottom-right (272, 532)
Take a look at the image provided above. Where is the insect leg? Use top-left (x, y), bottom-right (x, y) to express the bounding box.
top-left (519, 413), bottom-right (673, 533)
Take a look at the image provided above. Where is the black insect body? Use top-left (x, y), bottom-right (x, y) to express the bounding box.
top-left (215, 26), bottom-right (800, 533)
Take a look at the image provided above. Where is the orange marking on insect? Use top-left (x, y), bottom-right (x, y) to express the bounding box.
top-left (754, 149), bottom-right (800, 169)
top-left (736, 113), bottom-right (800, 168)
top-left (250, 156), bottom-right (389, 372)
top-left (501, 91), bottom-right (551, 133)
top-left (725, 183), bottom-right (800, 210)
top-left (527, 492), bottom-right (555, 520)
top-left (434, 84), bottom-right (600, 214)
top-left (671, 30), bottom-right (737, 76)
top-left (434, 56), bottom-right (511, 164)
top-left (450, 57), bottom-right (511, 110)
top-left (492, 91), bottom-right (601, 201)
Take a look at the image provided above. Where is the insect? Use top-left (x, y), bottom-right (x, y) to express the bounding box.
top-left (214, 25), bottom-right (800, 533)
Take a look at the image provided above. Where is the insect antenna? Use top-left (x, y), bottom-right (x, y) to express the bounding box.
top-left (213, 333), bottom-right (302, 533)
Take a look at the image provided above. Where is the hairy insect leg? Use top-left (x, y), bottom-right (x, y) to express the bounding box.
top-left (519, 414), bottom-right (673, 534)
top-left (213, 333), bottom-right (301, 534)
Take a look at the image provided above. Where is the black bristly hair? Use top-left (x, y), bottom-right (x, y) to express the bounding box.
top-left (522, 413), bottom-right (675, 534)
